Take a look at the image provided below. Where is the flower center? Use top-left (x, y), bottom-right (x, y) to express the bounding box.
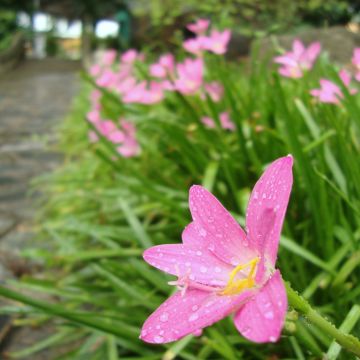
top-left (219, 257), bottom-right (259, 296)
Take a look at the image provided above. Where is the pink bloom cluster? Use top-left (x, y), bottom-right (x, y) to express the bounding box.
top-left (310, 70), bottom-right (357, 104)
top-left (141, 156), bottom-right (293, 344)
top-left (87, 90), bottom-right (140, 157)
top-left (91, 49), bottom-right (165, 105)
top-left (183, 19), bottom-right (232, 56)
top-left (202, 112), bottom-right (235, 131)
top-left (274, 39), bottom-right (321, 78)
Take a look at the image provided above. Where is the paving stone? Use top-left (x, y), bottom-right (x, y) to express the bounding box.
top-left (0, 58), bottom-right (80, 358)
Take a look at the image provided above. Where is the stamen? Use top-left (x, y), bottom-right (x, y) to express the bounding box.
top-left (219, 257), bottom-right (259, 296)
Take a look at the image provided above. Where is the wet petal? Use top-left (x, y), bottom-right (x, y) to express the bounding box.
top-left (181, 222), bottom-right (208, 249)
top-left (246, 155), bottom-right (293, 267)
top-left (233, 270), bottom-right (287, 343)
top-left (143, 244), bottom-right (232, 286)
top-left (189, 185), bottom-right (251, 266)
top-left (140, 288), bottom-right (248, 344)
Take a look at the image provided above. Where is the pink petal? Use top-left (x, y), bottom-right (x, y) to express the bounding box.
top-left (182, 222), bottom-right (208, 248)
top-left (189, 185), bottom-right (251, 266)
top-left (233, 270), bottom-right (287, 343)
top-left (143, 244), bottom-right (231, 286)
top-left (140, 288), bottom-right (248, 344)
top-left (246, 156), bottom-right (293, 269)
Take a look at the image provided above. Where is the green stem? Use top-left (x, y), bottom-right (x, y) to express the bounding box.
top-left (286, 282), bottom-right (360, 357)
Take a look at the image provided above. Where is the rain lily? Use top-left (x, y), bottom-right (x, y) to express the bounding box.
top-left (116, 120), bottom-right (140, 157)
top-left (101, 49), bottom-right (117, 66)
top-left (150, 54), bottom-right (175, 78)
top-left (201, 29), bottom-right (231, 55)
top-left (183, 38), bottom-right (204, 56)
top-left (274, 39), bottom-right (321, 78)
top-left (352, 48), bottom-right (360, 81)
top-left (141, 155), bottom-right (293, 344)
top-left (310, 70), bottom-right (357, 104)
top-left (187, 19), bottom-right (210, 35)
top-left (121, 49), bottom-right (143, 64)
top-left (202, 111), bottom-right (235, 131)
top-left (122, 81), bottom-right (164, 105)
top-left (219, 111), bottom-right (235, 130)
top-left (174, 58), bottom-right (204, 95)
top-left (203, 82), bottom-right (224, 102)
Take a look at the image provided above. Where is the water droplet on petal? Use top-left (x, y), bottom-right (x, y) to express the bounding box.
top-left (154, 335), bottom-right (164, 343)
top-left (196, 251), bottom-right (202, 256)
top-left (200, 266), bottom-right (207, 273)
top-left (264, 311), bottom-right (274, 319)
top-left (185, 262), bottom-right (191, 267)
top-left (188, 313), bottom-right (199, 322)
top-left (141, 329), bottom-right (148, 337)
top-left (199, 228), bottom-right (207, 237)
top-left (192, 305), bottom-right (199, 311)
top-left (214, 266), bottom-right (221, 273)
top-left (160, 312), bottom-right (169, 322)
top-left (269, 336), bottom-right (277, 342)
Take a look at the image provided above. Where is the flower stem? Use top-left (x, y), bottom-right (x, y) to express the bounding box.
top-left (285, 282), bottom-right (360, 357)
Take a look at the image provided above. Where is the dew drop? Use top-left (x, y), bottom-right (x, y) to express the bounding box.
top-left (200, 266), bottom-right (207, 273)
top-left (188, 313), bottom-right (199, 322)
top-left (159, 330), bottom-right (164, 335)
top-left (269, 336), bottom-right (277, 342)
top-left (158, 253), bottom-right (163, 258)
top-left (141, 329), bottom-right (148, 337)
top-left (185, 262), bottom-right (191, 267)
top-left (214, 266), bottom-right (221, 273)
top-left (196, 250), bottom-right (202, 256)
top-left (154, 335), bottom-right (164, 343)
top-left (192, 305), bottom-right (199, 311)
top-left (264, 311), bottom-right (274, 319)
top-left (199, 228), bottom-right (207, 237)
top-left (160, 312), bottom-right (169, 322)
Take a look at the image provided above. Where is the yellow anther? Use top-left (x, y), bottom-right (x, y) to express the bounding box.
top-left (219, 257), bottom-right (259, 296)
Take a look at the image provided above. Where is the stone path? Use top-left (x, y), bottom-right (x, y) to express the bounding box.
top-left (0, 58), bottom-right (80, 358)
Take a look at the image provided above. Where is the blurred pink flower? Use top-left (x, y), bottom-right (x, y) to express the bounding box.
top-left (202, 111), bottom-right (234, 131)
top-left (123, 81), bottom-right (164, 105)
top-left (219, 111), bottom-right (235, 130)
top-left (96, 69), bottom-right (118, 88)
top-left (201, 116), bottom-right (216, 128)
top-left (204, 82), bottom-right (224, 102)
top-left (187, 19), bottom-right (210, 35)
top-left (89, 64), bottom-right (102, 78)
top-left (102, 49), bottom-right (117, 66)
top-left (201, 29), bottom-right (231, 55)
top-left (274, 39), bottom-right (321, 78)
top-left (141, 156), bottom-right (293, 344)
top-left (117, 120), bottom-right (141, 157)
top-left (87, 110), bottom-right (101, 124)
top-left (183, 38), bottom-right (204, 56)
top-left (351, 48), bottom-right (360, 81)
top-left (121, 49), bottom-right (144, 64)
top-left (150, 54), bottom-right (175, 78)
top-left (310, 70), bottom-right (357, 104)
top-left (174, 58), bottom-right (204, 95)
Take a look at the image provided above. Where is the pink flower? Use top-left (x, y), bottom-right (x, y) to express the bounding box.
top-left (174, 58), bottom-right (204, 95)
top-left (87, 110), bottom-right (101, 124)
top-left (101, 49), bottom-right (117, 66)
top-left (183, 38), bottom-right (204, 56)
top-left (203, 82), bottom-right (224, 102)
top-left (89, 64), bottom-right (102, 78)
top-left (141, 156), bottom-right (293, 344)
top-left (310, 70), bottom-right (357, 104)
top-left (201, 116), bottom-right (215, 128)
top-left (122, 81), bottom-right (164, 105)
top-left (187, 19), bottom-right (210, 35)
top-left (202, 111), bottom-right (234, 131)
top-left (274, 39), bottom-right (321, 78)
top-left (121, 49), bottom-right (143, 64)
top-left (201, 29), bottom-right (231, 55)
top-left (116, 120), bottom-right (141, 157)
top-left (352, 48), bottom-right (360, 81)
top-left (150, 54), bottom-right (175, 78)
top-left (219, 111), bottom-right (235, 130)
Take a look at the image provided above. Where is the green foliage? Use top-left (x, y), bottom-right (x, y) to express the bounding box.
top-left (1, 41), bottom-right (360, 359)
